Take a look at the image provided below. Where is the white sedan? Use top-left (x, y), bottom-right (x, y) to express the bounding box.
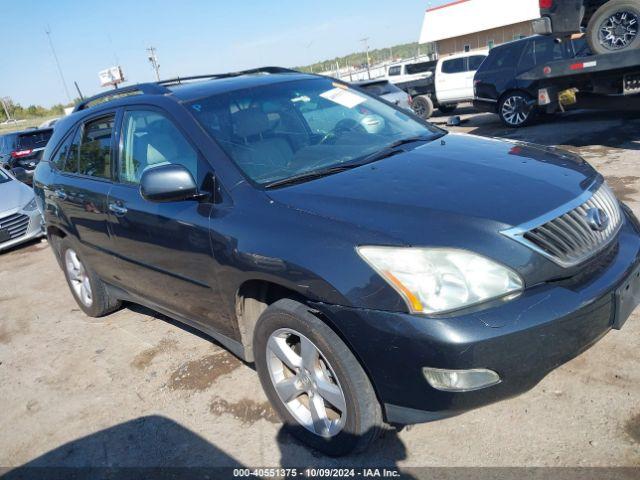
top-left (0, 168), bottom-right (44, 252)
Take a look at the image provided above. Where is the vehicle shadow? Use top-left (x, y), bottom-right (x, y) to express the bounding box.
top-left (1, 415), bottom-right (243, 480)
top-left (2, 416), bottom-right (416, 479)
top-left (276, 425), bottom-right (415, 477)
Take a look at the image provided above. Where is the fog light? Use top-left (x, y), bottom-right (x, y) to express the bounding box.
top-left (422, 367), bottom-right (501, 392)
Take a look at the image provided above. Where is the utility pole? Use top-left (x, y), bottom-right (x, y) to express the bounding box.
top-left (45, 26), bottom-right (72, 103)
top-left (147, 46), bottom-right (161, 81)
top-left (0, 97), bottom-right (11, 121)
top-left (360, 37), bottom-right (371, 79)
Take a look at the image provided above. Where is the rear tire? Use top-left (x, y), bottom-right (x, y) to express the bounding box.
top-left (437, 103), bottom-right (458, 115)
top-left (411, 95), bottom-right (434, 119)
top-left (60, 238), bottom-right (122, 317)
top-left (253, 299), bottom-right (383, 456)
top-left (498, 91), bottom-right (536, 128)
top-left (586, 0), bottom-right (640, 54)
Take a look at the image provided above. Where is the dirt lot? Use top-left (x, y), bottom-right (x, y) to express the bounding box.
top-left (1, 109), bottom-right (639, 471)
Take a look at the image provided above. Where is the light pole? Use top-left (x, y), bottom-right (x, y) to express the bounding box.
top-left (360, 37), bottom-right (371, 79)
top-left (45, 26), bottom-right (72, 103)
top-left (0, 97), bottom-right (11, 121)
top-left (147, 47), bottom-right (161, 81)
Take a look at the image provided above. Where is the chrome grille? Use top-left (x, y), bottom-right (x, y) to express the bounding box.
top-left (502, 183), bottom-right (622, 267)
top-left (0, 213), bottom-right (30, 241)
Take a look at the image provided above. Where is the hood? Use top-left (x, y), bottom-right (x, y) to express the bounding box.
top-left (267, 133), bottom-right (597, 243)
top-left (0, 178), bottom-right (34, 214)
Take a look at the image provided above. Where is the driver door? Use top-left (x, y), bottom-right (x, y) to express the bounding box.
top-left (107, 108), bottom-right (231, 337)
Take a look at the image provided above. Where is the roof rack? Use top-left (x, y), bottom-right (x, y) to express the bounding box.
top-left (158, 66), bottom-right (300, 86)
top-left (73, 67), bottom-right (302, 112)
top-left (73, 83), bottom-right (170, 112)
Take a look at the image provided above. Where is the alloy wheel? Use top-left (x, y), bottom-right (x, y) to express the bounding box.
top-left (266, 328), bottom-right (347, 437)
top-left (65, 249), bottom-right (93, 307)
top-left (599, 10), bottom-right (639, 50)
top-left (501, 94), bottom-right (531, 126)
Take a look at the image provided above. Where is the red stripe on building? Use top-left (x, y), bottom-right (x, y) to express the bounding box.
top-left (426, 0), bottom-right (472, 13)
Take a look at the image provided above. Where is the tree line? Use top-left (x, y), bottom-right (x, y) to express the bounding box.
top-left (297, 41), bottom-right (436, 74)
top-left (0, 96), bottom-right (78, 122)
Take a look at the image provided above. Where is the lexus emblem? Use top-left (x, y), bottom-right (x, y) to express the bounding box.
top-left (585, 207), bottom-right (609, 232)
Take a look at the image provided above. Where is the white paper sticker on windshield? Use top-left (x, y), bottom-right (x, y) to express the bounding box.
top-left (320, 87), bottom-right (366, 109)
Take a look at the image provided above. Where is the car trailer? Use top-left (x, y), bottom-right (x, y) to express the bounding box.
top-left (518, 47), bottom-right (640, 113)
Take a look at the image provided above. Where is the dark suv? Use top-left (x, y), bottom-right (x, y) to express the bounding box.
top-left (0, 128), bottom-right (54, 184)
top-left (34, 67), bottom-right (640, 455)
top-left (473, 35), bottom-right (590, 127)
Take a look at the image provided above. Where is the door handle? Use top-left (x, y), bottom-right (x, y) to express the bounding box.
top-left (108, 203), bottom-right (128, 216)
top-left (54, 189), bottom-right (67, 200)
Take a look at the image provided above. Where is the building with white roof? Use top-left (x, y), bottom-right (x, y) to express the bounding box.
top-left (419, 0), bottom-right (542, 56)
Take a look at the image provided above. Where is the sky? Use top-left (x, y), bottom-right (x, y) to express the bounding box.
top-left (0, 0), bottom-right (449, 108)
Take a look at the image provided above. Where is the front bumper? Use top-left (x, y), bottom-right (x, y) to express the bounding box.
top-left (0, 207), bottom-right (44, 252)
top-left (312, 211), bottom-right (640, 424)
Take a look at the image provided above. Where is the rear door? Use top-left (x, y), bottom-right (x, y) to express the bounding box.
top-left (49, 112), bottom-right (119, 278)
top-left (436, 57), bottom-right (467, 103)
top-left (107, 107), bottom-right (229, 336)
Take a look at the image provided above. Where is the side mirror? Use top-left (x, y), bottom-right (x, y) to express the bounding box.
top-left (11, 167), bottom-right (29, 183)
top-left (140, 164), bottom-right (199, 202)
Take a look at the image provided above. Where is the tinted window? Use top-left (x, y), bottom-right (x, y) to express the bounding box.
top-left (360, 81), bottom-right (403, 96)
top-left (467, 55), bottom-right (486, 71)
top-left (534, 37), bottom-right (565, 64)
top-left (404, 61), bottom-right (436, 75)
top-left (478, 43), bottom-right (523, 71)
top-left (441, 58), bottom-right (465, 74)
top-left (519, 42), bottom-right (536, 71)
top-left (388, 66), bottom-right (401, 76)
top-left (51, 132), bottom-right (77, 172)
top-left (17, 129), bottom-right (53, 150)
top-left (78, 116), bottom-right (114, 179)
top-left (120, 110), bottom-right (198, 185)
top-left (0, 168), bottom-right (10, 184)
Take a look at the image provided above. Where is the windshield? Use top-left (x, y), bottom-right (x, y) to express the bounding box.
top-left (187, 77), bottom-right (441, 186)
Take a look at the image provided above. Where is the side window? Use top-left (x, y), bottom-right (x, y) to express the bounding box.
top-left (51, 132), bottom-right (75, 172)
top-left (388, 66), bottom-right (401, 76)
top-left (78, 115), bottom-right (115, 179)
top-left (120, 110), bottom-right (198, 185)
top-left (467, 55), bottom-right (486, 71)
top-left (441, 58), bottom-right (465, 74)
top-left (53, 128), bottom-right (81, 173)
top-left (518, 42), bottom-right (536, 72)
top-left (534, 37), bottom-right (564, 64)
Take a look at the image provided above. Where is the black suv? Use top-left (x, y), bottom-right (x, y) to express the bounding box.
top-left (473, 35), bottom-right (590, 127)
top-left (34, 67), bottom-right (640, 455)
top-left (0, 128), bottom-right (54, 184)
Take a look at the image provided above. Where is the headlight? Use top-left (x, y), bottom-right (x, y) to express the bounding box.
top-left (356, 246), bottom-right (523, 314)
top-left (23, 197), bottom-right (38, 211)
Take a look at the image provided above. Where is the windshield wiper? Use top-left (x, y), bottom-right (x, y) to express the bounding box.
top-left (264, 164), bottom-right (363, 189)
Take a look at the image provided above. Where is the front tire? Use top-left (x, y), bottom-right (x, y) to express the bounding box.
top-left (587, 0), bottom-right (640, 55)
top-left (60, 238), bottom-right (122, 317)
top-left (253, 299), bottom-right (383, 456)
top-left (498, 92), bottom-right (536, 128)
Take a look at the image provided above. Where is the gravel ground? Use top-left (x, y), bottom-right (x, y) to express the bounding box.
top-left (1, 108), bottom-right (639, 472)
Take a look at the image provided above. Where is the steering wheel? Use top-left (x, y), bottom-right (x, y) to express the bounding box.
top-left (319, 118), bottom-right (365, 145)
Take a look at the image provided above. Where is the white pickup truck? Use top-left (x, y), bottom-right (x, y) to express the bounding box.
top-left (386, 50), bottom-right (488, 118)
